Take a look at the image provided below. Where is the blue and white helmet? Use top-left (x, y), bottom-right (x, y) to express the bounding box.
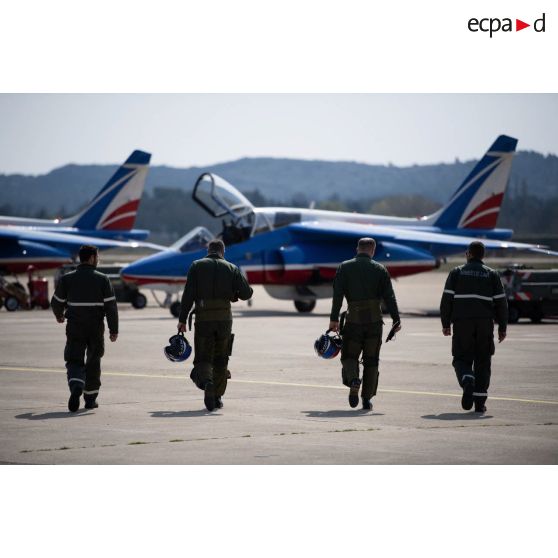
top-left (314, 330), bottom-right (342, 359)
top-left (164, 332), bottom-right (192, 362)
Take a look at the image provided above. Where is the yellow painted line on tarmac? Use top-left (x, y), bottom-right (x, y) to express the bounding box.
top-left (1, 365), bottom-right (558, 406)
top-left (236, 380), bottom-right (558, 405)
top-left (0, 365), bottom-right (182, 381)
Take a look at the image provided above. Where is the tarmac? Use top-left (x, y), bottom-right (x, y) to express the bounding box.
top-left (0, 272), bottom-right (557, 464)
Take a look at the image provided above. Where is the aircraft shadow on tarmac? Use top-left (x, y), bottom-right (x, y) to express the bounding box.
top-left (150, 410), bottom-right (222, 418)
top-left (303, 410), bottom-right (385, 418)
top-left (421, 413), bottom-right (494, 421)
top-left (15, 410), bottom-right (93, 420)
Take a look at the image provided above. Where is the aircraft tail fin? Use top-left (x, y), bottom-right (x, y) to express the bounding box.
top-left (64, 150), bottom-right (151, 231)
top-left (430, 135), bottom-right (517, 230)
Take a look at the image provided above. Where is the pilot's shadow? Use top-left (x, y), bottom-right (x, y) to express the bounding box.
top-left (150, 410), bottom-right (221, 418)
top-left (15, 410), bottom-right (92, 420)
top-left (422, 413), bottom-right (493, 421)
top-left (303, 410), bottom-right (385, 418)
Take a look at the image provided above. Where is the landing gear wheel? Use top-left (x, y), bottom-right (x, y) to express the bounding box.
top-left (508, 305), bottom-right (519, 324)
top-left (530, 310), bottom-right (543, 324)
top-left (4, 296), bottom-right (19, 311)
top-left (131, 292), bottom-right (147, 309)
top-left (294, 300), bottom-right (316, 313)
top-left (170, 300), bottom-right (181, 317)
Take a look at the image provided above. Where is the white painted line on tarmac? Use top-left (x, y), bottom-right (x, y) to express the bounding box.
top-left (1, 365), bottom-right (557, 406)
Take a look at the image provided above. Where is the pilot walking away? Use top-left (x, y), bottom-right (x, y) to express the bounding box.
top-left (51, 245), bottom-right (118, 412)
top-left (440, 241), bottom-right (507, 414)
top-left (178, 239), bottom-right (253, 412)
top-left (329, 237), bottom-right (401, 411)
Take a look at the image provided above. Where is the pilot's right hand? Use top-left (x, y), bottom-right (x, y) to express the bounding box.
top-left (177, 322), bottom-right (186, 333)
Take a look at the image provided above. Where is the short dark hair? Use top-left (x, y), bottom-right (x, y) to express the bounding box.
top-left (357, 237), bottom-right (376, 251)
top-left (79, 245), bottom-right (98, 263)
top-left (468, 241), bottom-right (485, 259)
top-left (208, 239), bottom-right (225, 254)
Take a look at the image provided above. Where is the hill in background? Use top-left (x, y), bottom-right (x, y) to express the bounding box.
top-left (1, 151), bottom-right (557, 244)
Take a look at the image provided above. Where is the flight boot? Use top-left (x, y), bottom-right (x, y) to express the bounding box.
top-left (362, 398), bottom-right (373, 411)
top-left (461, 377), bottom-right (474, 411)
top-left (349, 379), bottom-right (361, 408)
top-left (204, 381), bottom-right (216, 412)
top-left (68, 384), bottom-right (83, 413)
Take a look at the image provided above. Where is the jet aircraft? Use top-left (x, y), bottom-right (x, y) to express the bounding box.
top-left (0, 150), bottom-right (151, 240)
top-left (225, 134), bottom-right (518, 241)
top-left (121, 136), bottom-right (557, 314)
top-left (0, 150), bottom-right (160, 274)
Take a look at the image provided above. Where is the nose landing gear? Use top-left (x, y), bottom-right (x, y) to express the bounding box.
top-left (294, 299), bottom-right (316, 313)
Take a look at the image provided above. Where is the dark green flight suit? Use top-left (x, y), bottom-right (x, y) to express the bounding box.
top-left (330, 254), bottom-right (400, 400)
top-left (178, 253), bottom-right (253, 398)
top-left (440, 258), bottom-right (508, 408)
top-left (51, 264), bottom-right (118, 405)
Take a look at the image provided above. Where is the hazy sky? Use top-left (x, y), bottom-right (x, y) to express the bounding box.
top-left (0, 94), bottom-right (556, 175)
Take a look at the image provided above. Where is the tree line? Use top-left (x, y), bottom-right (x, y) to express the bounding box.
top-left (2, 185), bottom-right (557, 247)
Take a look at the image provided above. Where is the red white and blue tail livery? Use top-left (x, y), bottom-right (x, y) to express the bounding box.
top-left (0, 150), bottom-right (151, 241)
top-left (0, 150), bottom-right (162, 273)
top-left (248, 135), bottom-right (518, 240)
top-left (428, 135), bottom-right (516, 231)
top-left (67, 150), bottom-right (150, 234)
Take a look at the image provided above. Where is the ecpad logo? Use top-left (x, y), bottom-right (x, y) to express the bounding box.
top-left (468, 13), bottom-right (546, 38)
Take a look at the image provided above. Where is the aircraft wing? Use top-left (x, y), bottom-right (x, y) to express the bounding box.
top-left (289, 221), bottom-right (558, 257)
top-left (0, 227), bottom-right (167, 252)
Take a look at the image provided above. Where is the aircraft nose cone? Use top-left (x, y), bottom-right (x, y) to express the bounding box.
top-left (121, 261), bottom-right (141, 282)
top-left (121, 249), bottom-right (197, 287)
top-left (121, 253), bottom-right (166, 283)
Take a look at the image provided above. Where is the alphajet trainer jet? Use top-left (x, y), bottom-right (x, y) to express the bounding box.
top-left (0, 150), bottom-right (162, 273)
top-left (202, 134), bottom-right (518, 242)
top-left (121, 136), bottom-right (557, 314)
top-left (0, 150), bottom-right (151, 240)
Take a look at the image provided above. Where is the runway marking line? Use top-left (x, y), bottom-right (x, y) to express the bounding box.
top-left (1, 365), bottom-right (557, 406)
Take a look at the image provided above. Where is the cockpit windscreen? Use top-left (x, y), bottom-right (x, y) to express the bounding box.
top-left (193, 173), bottom-right (255, 225)
top-left (169, 226), bottom-right (215, 253)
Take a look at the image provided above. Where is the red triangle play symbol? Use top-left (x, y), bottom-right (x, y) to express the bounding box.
top-left (516, 19), bottom-right (530, 31)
